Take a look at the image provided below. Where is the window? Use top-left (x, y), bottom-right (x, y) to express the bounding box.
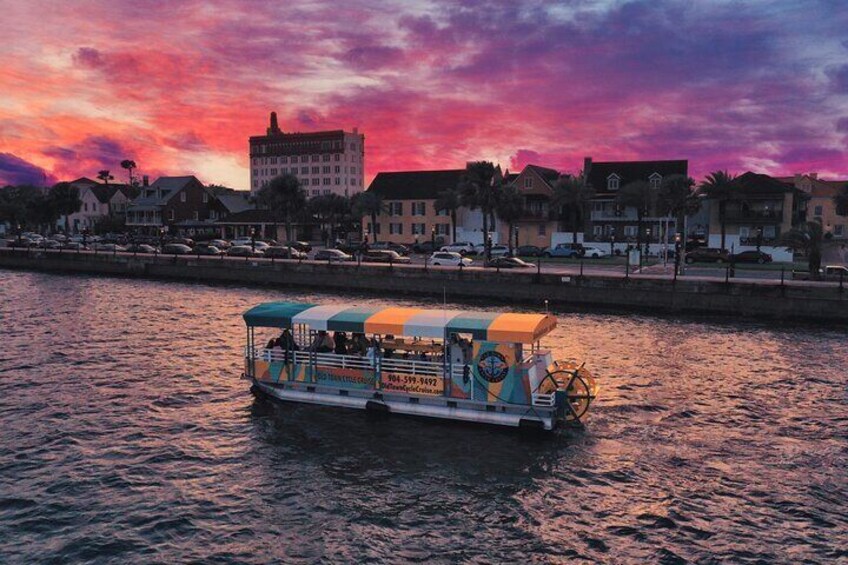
top-left (411, 202), bottom-right (426, 216)
top-left (739, 226), bottom-right (750, 238)
top-left (538, 224), bottom-right (546, 236)
top-left (311, 154), bottom-right (319, 162)
top-left (524, 177), bottom-right (532, 188)
top-left (312, 189), bottom-right (319, 196)
top-left (323, 166), bottom-right (330, 173)
top-left (763, 226), bottom-right (776, 238)
top-left (271, 157), bottom-right (277, 164)
top-left (281, 156), bottom-right (288, 164)
top-left (202, 192), bottom-right (208, 203)
top-left (835, 224), bottom-right (844, 236)
top-left (390, 223), bottom-right (403, 235)
top-left (593, 225), bottom-right (602, 237)
top-left (411, 223), bottom-right (426, 235)
top-left (389, 202), bottom-right (403, 215)
top-left (334, 166), bottom-right (341, 173)
top-left (649, 173), bottom-right (662, 190)
top-left (624, 225), bottom-right (637, 237)
top-left (253, 180), bottom-right (258, 188)
top-left (814, 205), bottom-right (823, 216)
top-left (436, 208), bottom-right (448, 216)
top-left (592, 202), bottom-right (603, 212)
top-left (607, 175), bottom-right (620, 191)
top-left (252, 158), bottom-right (258, 165)
top-left (323, 189), bottom-right (331, 195)
top-left (335, 154), bottom-right (340, 161)
top-left (335, 177), bottom-right (341, 185)
top-left (252, 169), bottom-right (258, 176)
top-left (312, 166), bottom-right (319, 174)
top-left (323, 154), bottom-right (330, 162)
top-left (168, 209), bottom-right (175, 220)
top-left (323, 178), bottom-right (331, 185)
top-left (436, 223), bottom-right (450, 235)
top-left (311, 178), bottom-right (319, 186)
top-left (180, 192), bottom-right (186, 203)
top-left (193, 211), bottom-right (199, 220)
top-left (301, 166), bottom-right (309, 174)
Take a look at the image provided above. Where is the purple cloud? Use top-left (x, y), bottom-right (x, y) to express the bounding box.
top-left (72, 47), bottom-right (105, 69)
top-left (0, 153), bottom-right (55, 186)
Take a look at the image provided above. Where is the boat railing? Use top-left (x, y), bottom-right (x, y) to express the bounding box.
top-left (532, 392), bottom-right (556, 407)
top-left (380, 357), bottom-right (443, 376)
top-left (250, 347), bottom-right (447, 377)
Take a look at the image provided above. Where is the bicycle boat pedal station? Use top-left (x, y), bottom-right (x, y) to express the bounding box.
top-left (242, 302), bottom-right (598, 430)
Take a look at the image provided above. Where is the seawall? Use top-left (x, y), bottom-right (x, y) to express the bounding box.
top-left (1, 249), bottom-right (846, 322)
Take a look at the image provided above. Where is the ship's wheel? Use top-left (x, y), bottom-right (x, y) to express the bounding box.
top-left (540, 360), bottom-right (598, 423)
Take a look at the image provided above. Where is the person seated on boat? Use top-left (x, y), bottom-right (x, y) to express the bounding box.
top-left (366, 338), bottom-right (380, 363)
top-left (350, 332), bottom-right (369, 356)
top-left (278, 329), bottom-right (298, 351)
top-left (310, 330), bottom-right (335, 353)
top-left (266, 337), bottom-right (278, 350)
top-left (333, 331), bottom-right (349, 355)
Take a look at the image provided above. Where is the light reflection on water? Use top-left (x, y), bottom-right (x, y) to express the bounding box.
top-left (0, 270), bottom-right (846, 563)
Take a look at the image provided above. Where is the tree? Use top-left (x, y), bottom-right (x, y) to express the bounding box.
top-left (309, 193), bottom-right (350, 245)
top-left (351, 191), bottom-right (384, 242)
top-left (834, 183), bottom-right (848, 216)
top-left (699, 171), bottom-right (737, 250)
top-left (782, 221), bottom-right (824, 277)
top-left (434, 188), bottom-right (461, 243)
top-left (255, 174), bottom-right (307, 241)
top-left (657, 174), bottom-right (701, 235)
top-left (460, 161), bottom-right (502, 259)
top-left (97, 170), bottom-right (114, 184)
top-left (552, 174), bottom-right (594, 245)
top-left (121, 160), bottom-right (137, 187)
top-left (494, 184), bottom-right (524, 254)
top-left (49, 182), bottom-right (82, 234)
top-left (615, 180), bottom-right (653, 248)
top-left (0, 185), bottom-right (37, 228)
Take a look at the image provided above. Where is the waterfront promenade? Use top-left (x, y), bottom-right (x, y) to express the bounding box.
top-left (1, 247), bottom-right (846, 322)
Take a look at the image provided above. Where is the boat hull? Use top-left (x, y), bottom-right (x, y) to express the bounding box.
top-left (252, 379), bottom-right (557, 430)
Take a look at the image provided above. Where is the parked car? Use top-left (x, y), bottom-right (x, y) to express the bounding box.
top-left (314, 249), bottom-right (353, 262)
top-left (165, 237), bottom-right (194, 247)
top-left (429, 252), bottom-right (472, 267)
top-left (59, 242), bottom-right (89, 251)
top-left (476, 244), bottom-right (510, 257)
top-left (515, 245), bottom-right (543, 257)
top-left (227, 245), bottom-right (265, 257)
top-left (230, 238), bottom-right (269, 249)
top-left (412, 240), bottom-right (439, 254)
top-left (485, 257), bottom-right (533, 269)
top-left (335, 240), bottom-right (365, 254)
top-left (582, 245), bottom-right (608, 259)
top-left (362, 250), bottom-right (411, 264)
top-left (685, 247), bottom-right (731, 264)
top-left (93, 243), bottom-right (126, 252)
top-left (796, 265), bottom-right (848, 280)
top-left (207, 239), bottom-right (231, 249)
top-left (38, 239), bottom-right (62, 249)
top-left (193, 245), bottom-right (224, 256)
top-left (439, 242), bottom-right (475, 255)
top-left (264, 246), bottom-right (306, 259)
top-left (284, 241), bottom-right (312, 253)
top-left (161, 243), bottom-right (193, 255)
top-left (124, 243), bottom-right (157, 254)
top-left (370, 241), bottom-right (410, 255)
top-left (542, 243), bottom-right (585, 258)
top-left (731, 250), bottom-right (772, 264)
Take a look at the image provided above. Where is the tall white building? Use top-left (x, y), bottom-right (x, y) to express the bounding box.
top-left (249, 112), bottom-right (365, 198)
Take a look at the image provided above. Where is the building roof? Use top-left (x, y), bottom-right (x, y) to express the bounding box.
top-left (586, 159), bottom-right (688, 195)
top-left (215, 209), bottom-right (279, 224)
top-left (150, 175), bottom-right (202, 191)
top-left (216, 192), bottom-right (254, 214)
top-left (88, 183), bottom-right (137, 204)
top-left (69, 177), bottom-right (99, 186)
top-left (367, 169), bottom-right (466, 200)
top-left (524, 165), bottom-right (560, 187)
top-left (129, 176), bottom-right (202, 208)
top-left (733, 172), bottom-right (797, 195)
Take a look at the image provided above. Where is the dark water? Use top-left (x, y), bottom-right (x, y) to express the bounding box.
top-left (0, 270), bottom-right (846, 564)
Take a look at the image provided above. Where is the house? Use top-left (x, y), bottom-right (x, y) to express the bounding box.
top-left (496, 164), bottom-right (563, 249)
top-left (125, 175), bottom-right (232, 235)
top-left (584, 158), bottom-right (689, 247)
top-left (58, 177), bottom-right (139, 233)
top-left (776, 173), bottom-right (848, 239)
top-left (704, 171), bottom-right (807, 260)
top-left (364, 169), bottom-right (465, 244)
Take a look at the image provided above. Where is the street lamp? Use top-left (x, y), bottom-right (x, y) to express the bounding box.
top-left (431, 226), bottom-right (436, 247)
top-left (15, 223), bottom-right (21, 246)
top-left (513, 225), bottom-right (519, 251)
top-left (644, 227), bottom-right (651, 259)
top-left (610, 230), bottom-right (616, 256)
top-left (756, 226), bottom-right (763, 252)
top-left (250, 227), bottom-right (256, 252)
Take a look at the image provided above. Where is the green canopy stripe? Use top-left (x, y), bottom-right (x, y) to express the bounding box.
top-left (243, 302), bottom-right (317, 328)
top-left (326, 306), bottom-right (382, 333)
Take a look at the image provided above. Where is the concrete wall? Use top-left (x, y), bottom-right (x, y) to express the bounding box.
top-left (1, 249), bottom-right (846, 322)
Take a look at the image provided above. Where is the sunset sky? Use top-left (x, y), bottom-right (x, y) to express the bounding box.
top-left (1, 0), bottom-right (847, 188)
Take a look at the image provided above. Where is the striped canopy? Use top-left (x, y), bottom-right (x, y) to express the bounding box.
top-left (243, 302), bottom-right (556, 343)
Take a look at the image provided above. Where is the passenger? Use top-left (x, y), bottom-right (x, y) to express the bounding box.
top-left (366, 338), bottom-right (380, 363)
top-left (334, 331), bottom-right (349, 355)
top-left (351, 333), bottom-right (369, 356)
top-left (448, 334), bottom-right (465, 366)
top-left (266, 337), bottom-right (278, 350)
top-left (311, 330), bottom-right (335, 353)
top-left (278, 329), bottom-right (298, 351)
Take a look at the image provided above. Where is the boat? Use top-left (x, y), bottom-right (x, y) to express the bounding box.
top-left (242, 302), bottom-right (598, 430)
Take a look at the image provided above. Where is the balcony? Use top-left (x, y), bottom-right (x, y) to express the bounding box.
top-left (723, 209), bottom-right (783, 223)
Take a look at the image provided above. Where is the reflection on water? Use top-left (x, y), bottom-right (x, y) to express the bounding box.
top-left (0, 270), bottom-right (846, 563)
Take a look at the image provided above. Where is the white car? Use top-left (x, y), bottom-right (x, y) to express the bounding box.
top-left (429, 251), bottom-right (472, 267)
top-left (476, 244), bottom-right (510, 257)
top-left (439, 242), bottom-right (475, 255)
top-left (582, 246), bottom-right (608, 258)
top-left (231, 238), bottom-right (269, 249)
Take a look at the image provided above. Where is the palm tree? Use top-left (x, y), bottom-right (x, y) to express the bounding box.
top-left (657, 175), bottom-right (701, 234)
top-left (351, 191), bottom-right (384, 242)
top-left (310, 194), bottom-right (350, 245)
top-left (495, 184), bottom-right (524, 254)
top-left (552, 174), bottom-right (594, 245)
top-left (255, 174), bottom-right (307, 241)
top-left (97, 170), bottom-right (113, 184)
top-left (782, 221), bottom-right (824, 277)
top-left (460, 161), bottom-right (502, 259)
top-left (699, 171), bottom-right (737, 250)
top-left (49, 182), bottom-right (82, 235)
top-left (434, 188), bottom-right (461, 243)
top-left (834, 183), bottom-right (848, 216)
top-left (615, 180), bottom-right (652, 248)
top-left (120, 160), bottom-right (137, 187)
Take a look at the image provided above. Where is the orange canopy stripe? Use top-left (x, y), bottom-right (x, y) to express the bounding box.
top-left (486, 313), bottom-right (557, 343)
top-left (364, 307), bottom-right (426, 335)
